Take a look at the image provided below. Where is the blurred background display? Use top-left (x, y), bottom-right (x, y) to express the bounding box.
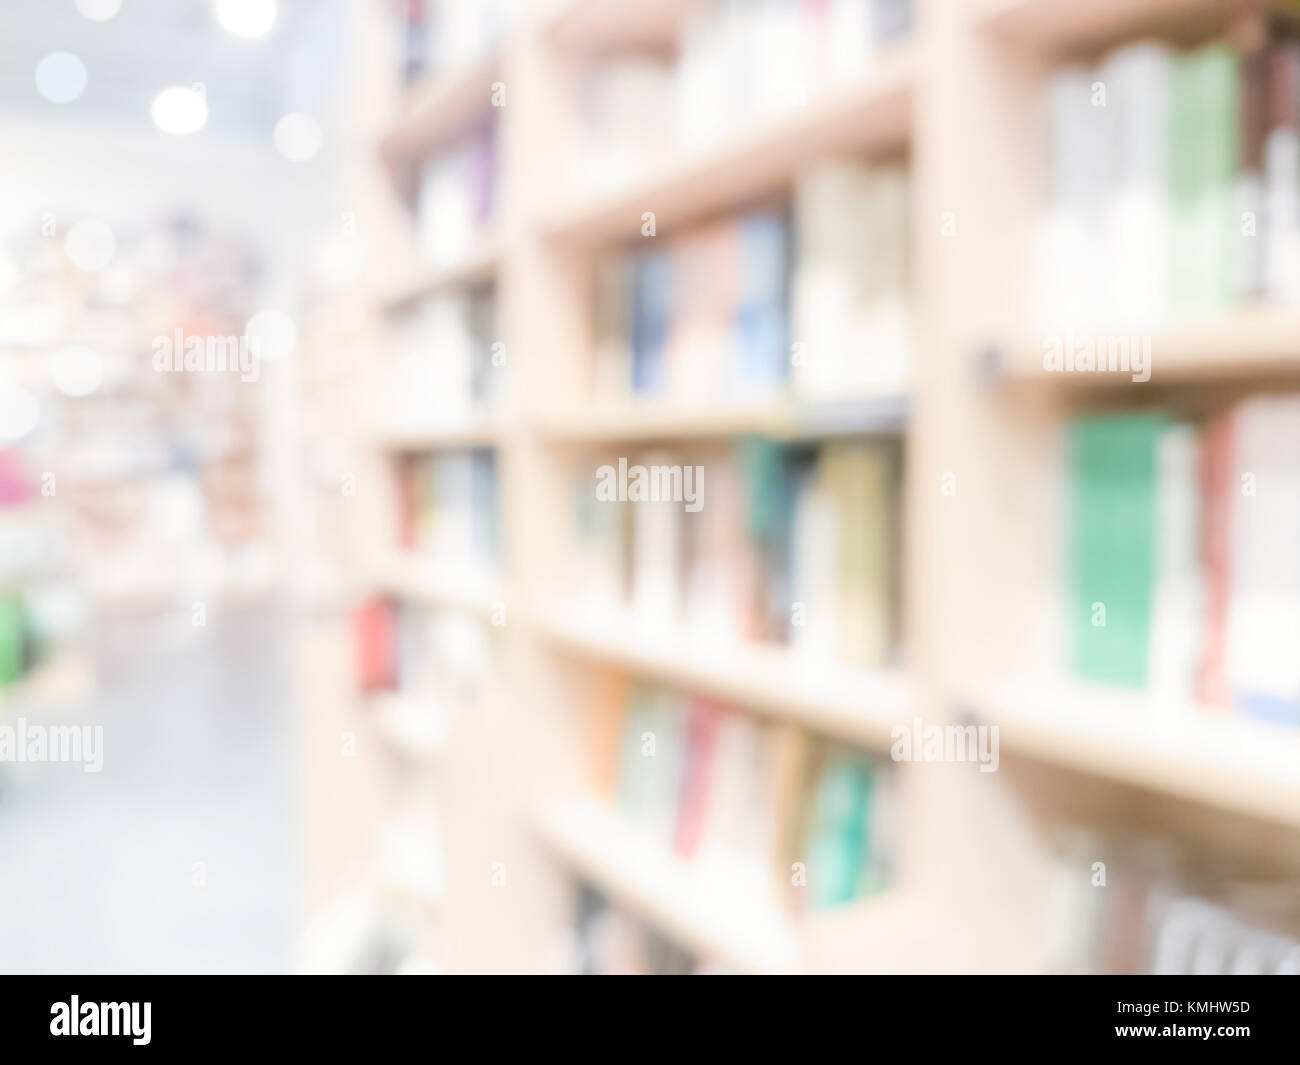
top-left (1, 0), bottom-right (1298, 975)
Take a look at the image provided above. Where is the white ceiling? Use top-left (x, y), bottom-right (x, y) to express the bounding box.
top-left (0, 0), bottom-right (347, 139)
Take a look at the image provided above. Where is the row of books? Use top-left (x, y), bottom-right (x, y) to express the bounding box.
top-left (572, 440), bottom-right (902, 669)
top-left (1069, 397), bottom-right (1300, 726)
top-left (1037, 33), bottom-right (1300, 330)
top-left (592, 161), bottom-right (910, 407)
top-left (416, 115), bottom-right (497, 269)
top-left (387, 286), bottom-right (500, 426)
top-left (589, 680), bottom-right (899, 911)
top-left (395, 448), bottom-right (499, 573)
top-left (354, 598), bottom-right (491, 759)
top-left (564, 885), bottom-right (699, 975)
top-left (571, 0), bottom-right (912, 186)
top-left (1048, 831), bottom-right (1300, 974)
top-left (354, 597), bottom-right (490, 697)
top-left (397, 0), bottom-right (509, 87)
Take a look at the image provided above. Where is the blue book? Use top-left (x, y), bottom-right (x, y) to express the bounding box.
top-left (469, 448), bottom-right (499, 565)
top-left (631, 252), bottom-right (671, 396)
top-left (731, 212), bottom-right (790, 393)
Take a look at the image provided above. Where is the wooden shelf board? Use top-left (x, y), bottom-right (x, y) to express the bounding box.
top-left (976, 679), bottom-right (1300, 827)
top-left (376, 237), bottom-right (500, 313)
top-left (368, 691), bottom-right (448, 761)
top-left (545, 0), bottom-right (695, 58)
top-left (542, 43), bottom-right (917, 245)
top-left (534, 395), bottom-right (911, 442)
top-left (535, 606), bottom-right (910, 748)
top-left (379, 51), bottom-right (502, 162)
top-left (371, 417), bottom-right (504, 450)
top-left (537, 797), bottom-right (944, 974)
top-left (996, 309), bottom-right (1300, 386)
top-left (535, 797), bottom-right (802, 973)
top-left (371, 554), bottom-right (503, 617)
top-left (979, 0), bottom-right (1238, 56)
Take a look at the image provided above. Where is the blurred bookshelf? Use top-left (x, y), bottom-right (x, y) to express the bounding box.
top-left (298, 0), bottom-right (1300, 974)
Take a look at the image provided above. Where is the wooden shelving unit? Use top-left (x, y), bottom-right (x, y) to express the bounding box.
top-left (369, 417), bottom-right (506, 451)
top-left (376, 235), bottom-right (501, 313)
top-left (975, 680), bottom-right (1300, 828)
top-left (978, 0), bottom-right (1237, 53)
top-left (378, 50), bottom-right (503, 163)
top-left (535, 797), bottom-right (802, 974)
top-left (542, 42), bottom-right (917, 245)
top-left (307, 0), bottom-right (1300, 973)
top-left (368, 552), bottom-right (504, 618)
top-left (994, 309), bottom-right (1300, 386)
top-left (536, 606), bottom-right (911, 748)
top-left (533, 396), bottom-right (910, 443)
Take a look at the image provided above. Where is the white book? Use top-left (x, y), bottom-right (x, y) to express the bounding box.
top-left (632, 451), bottom-right (682, 627)
top-left (793, 162), bottom-right (908, 398)
top-left (1034, 67), bottom-right (1110, 330)
top-left (431, 453), bottom-right (474, 562)
top-left (1148, 423), bottom-right (1202, 707)
top-left (418, 152), bottom-right (474, 268)
top-left (1266, 122), bottom-right (1300, 305)
top-left (1227, 397), bottom-right (1300, 705)
top-left (829, 0), bottom-right (874, 85)
top-left (696, 714), bottom-right (776, 891)
top-left (424, 295), bottom-right (474, 423)
top-left (676, 8), bottom-right (730, 149)
top-left (642, 693), bottom-right (686, 850)
top-left (1101, 42), bottom-right (1171, 329)
top-left (790, 475), bottom-right (839, 661)
top-left (751, 0), bottom-right (811, 119)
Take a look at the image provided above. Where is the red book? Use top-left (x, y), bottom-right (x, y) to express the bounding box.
top-left (674, 699), bottom-right (722, 859)
top-left (1198, 412), bottom-right (1234, 709)
top-left (354, 597), bottom-right (399, 691)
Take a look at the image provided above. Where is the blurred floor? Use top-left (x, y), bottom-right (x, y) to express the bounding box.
top-left (0, 600), bottom-right (294, 974)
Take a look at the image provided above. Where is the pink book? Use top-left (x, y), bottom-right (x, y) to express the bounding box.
top-left (1198, 412), bottom-right (1233, 709)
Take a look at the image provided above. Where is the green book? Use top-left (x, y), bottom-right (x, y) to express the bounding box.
top-left (1169, 44), bottom-right (1239, 316)
top-left (1070, 414), bottom-right (1165, 687)
top-left (616, 687), bottom-right (656, 822)
top-left (806, 751), bottom-right (875, 909)
top-left (0, 594), bottom-right (23, 688)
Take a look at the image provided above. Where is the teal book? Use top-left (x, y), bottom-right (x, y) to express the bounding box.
top-left (806, 753), bottom-right (875, 909)
top-left (736, 436), bottom-right (789, 544)
top-left (1070, 414), bottom-right (1166, 687)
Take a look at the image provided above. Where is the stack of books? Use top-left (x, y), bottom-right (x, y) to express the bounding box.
top-left (1068, 398), bottom-right (1300, 726)
top-left (389, 285), bottom-right (498, 426)
top-left (593, 208), bottom-right (791, 407)
top-left (569, 439), bottom-right (902, 669)
top-left (676, 0), bottom-right (914, 149)
top-left (395, 448), bottom-right (499, 574)
top-left (416, 115), bottom-right (497, 269)
top-left (354, 597), bottom-right (490, 707)
top-left (567, 0), bottom-right (913, 177)
top-left (571, 59), bottom-right (677, 193)
top-left (587, 680), bottom-right (899, 912)
top-left (793, 162), bottom-right (910, 399)
top-left (1036, 32), bottom-right (1300, 330)
top-left (591, 159), bottom-right (910, 409)
top-left (1046, 830), bottom-right (1300, 974)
